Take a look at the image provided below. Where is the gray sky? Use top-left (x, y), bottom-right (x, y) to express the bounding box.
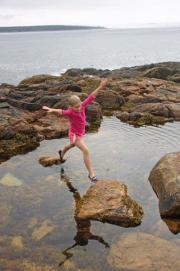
top-left (0, 0), bottom-right (180, 28)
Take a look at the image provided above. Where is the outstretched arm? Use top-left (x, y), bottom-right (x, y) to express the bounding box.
top-left (42, 106), bottom-right (62, 115)
top-left (91, 78), bottom-right (108, 97)
top-left (81, 78), bottom-right (108, 108)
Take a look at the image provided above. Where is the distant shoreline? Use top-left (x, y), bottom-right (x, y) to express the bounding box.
top-left (0, 25), bottom-right (105, 33)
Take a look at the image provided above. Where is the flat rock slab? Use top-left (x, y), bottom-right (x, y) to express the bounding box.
top-left (149, 152), bottom-right (180, 218)
top-left (39, 156), bottom-right (62, 167)
top-left (76, 180), bottom-right (143, 227)
top-left (107, 232), bottom-right (180, 271)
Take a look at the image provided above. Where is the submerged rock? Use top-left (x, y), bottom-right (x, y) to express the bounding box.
top-left (149, 152), bottom-right (180, 218)
top-left (0, 259), bottom-right (57, 271)
top-left (39, 156), bottom-right (61, 167)
top-left (107, 232), bottom-right (180, 271)
top-left (76, 180), bottom-right (143, 227)
top-left (0, 173), bottom-right (23, 187)
top-left (11, 236), bottom-right (23, 250)
top-left (0, 202), bottom-right (11, 228)
top-left (31, 219), bottom-right (56, 241)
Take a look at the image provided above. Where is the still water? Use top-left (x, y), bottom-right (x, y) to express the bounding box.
top-left (0, 117), bottom-right (179, 270)
top-left (0, 27), bottom-right (180, 85)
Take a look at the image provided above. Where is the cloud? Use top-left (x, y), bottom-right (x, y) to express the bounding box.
top-left (0, 14), bottom-right (15, 20)
top-left (0, 0), bottom-right (110, 10)
top-left (0, 0), bottom-right (180, 27)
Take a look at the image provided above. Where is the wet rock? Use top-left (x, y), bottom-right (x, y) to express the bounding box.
top-left (149, 152), bottom-right (180, 218)
top-left (166, 103), bottom-right (180, 120)
top-left (7, 98), bottom-right (41, 111)
top-left (0, 102), bottom-right (10, 108)
top-left (169, 74), bottom-right (180, 83)
top-left (129, 113), bottom-right (166, 126)
top-left (116, 111), bottom-right (166, 126)
top-left (96, 90), bottom-right (125, 109)
top-left (64, 67), bottom-right (111, 77)
top-left (33, 115), bottom-right (69, 139)
top-left (0, 105), bottom-right (42, 163)
top-left (66, 83), bottom-right (82, 92)
top-left (111, 61), bottom-right (180, 81)
top-left (0, 173), bottom-right (23, 187)
top-left (127, 94), bottom-right (146, 104)
top-left (18, 74), bottom-right (61, 87)
top-left (39, 156), bottom-right (61, 167)
top-left (0, 122), bottom-right (41, 163)
top-left (116, 111), bottom-right (129, 122)
top-left (129, 94), bottom-right (163, 104)
top-left (129, 111), bottom-right (142, 121)
top-left (130, 102), bottom-right (171, 118)
top-left (1, 62), bottom-right (180, 164)
top-left (86, 102), bottom-right (102, 129)
top-left (76, 180), bottom-right (143, 227)
top-left (107, 232), bottom-right (180, 271)
top-left (163, 218), bottom-right (180, 234)
top-left (144, 66), bottom-right (175, 80)
top-left (63, 68), bottom-right (83, 77)
top-left (37, 95), bottom-right (62, 108)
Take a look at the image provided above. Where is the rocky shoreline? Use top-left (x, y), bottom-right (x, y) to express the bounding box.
top-left (0, 62), bottom-right (180, 270)
top-left (0, 61), bottom-right (180, 163)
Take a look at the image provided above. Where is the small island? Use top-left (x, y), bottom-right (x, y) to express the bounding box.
top-left (0, 25), bottom-right (105, 33)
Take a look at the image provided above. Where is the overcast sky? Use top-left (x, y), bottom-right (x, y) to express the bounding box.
top-left (0, 0), bottom-right (180, 28)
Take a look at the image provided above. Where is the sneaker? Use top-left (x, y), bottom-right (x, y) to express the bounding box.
top-left (88, 175), bottom-right (98, 183)
top-left (58, 150), bottom-right (67, 163)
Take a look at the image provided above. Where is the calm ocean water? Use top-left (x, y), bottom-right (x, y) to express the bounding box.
top-left (0, 27), bottom-right (180, 85)
top-left (0, 117), bottom-right (179, 269)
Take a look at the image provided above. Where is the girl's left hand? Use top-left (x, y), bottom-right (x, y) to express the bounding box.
top-left (42, 106), bottom-right (50, 111)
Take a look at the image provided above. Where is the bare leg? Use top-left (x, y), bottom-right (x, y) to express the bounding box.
top-left (60, 143), bottom-right (75, 159)
top-left (75, 138), bottom-right (95, 178)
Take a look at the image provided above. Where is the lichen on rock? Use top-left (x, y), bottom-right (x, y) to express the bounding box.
top-left (76, 180), bottom-right (143, 227)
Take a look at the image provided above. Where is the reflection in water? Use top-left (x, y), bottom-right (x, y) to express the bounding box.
top-left (163, 218), bottom-right (180, 235)
top-left (0, 118), bottom-right (179, 269)
top-left (59, 169), bottom-right (110, 267)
